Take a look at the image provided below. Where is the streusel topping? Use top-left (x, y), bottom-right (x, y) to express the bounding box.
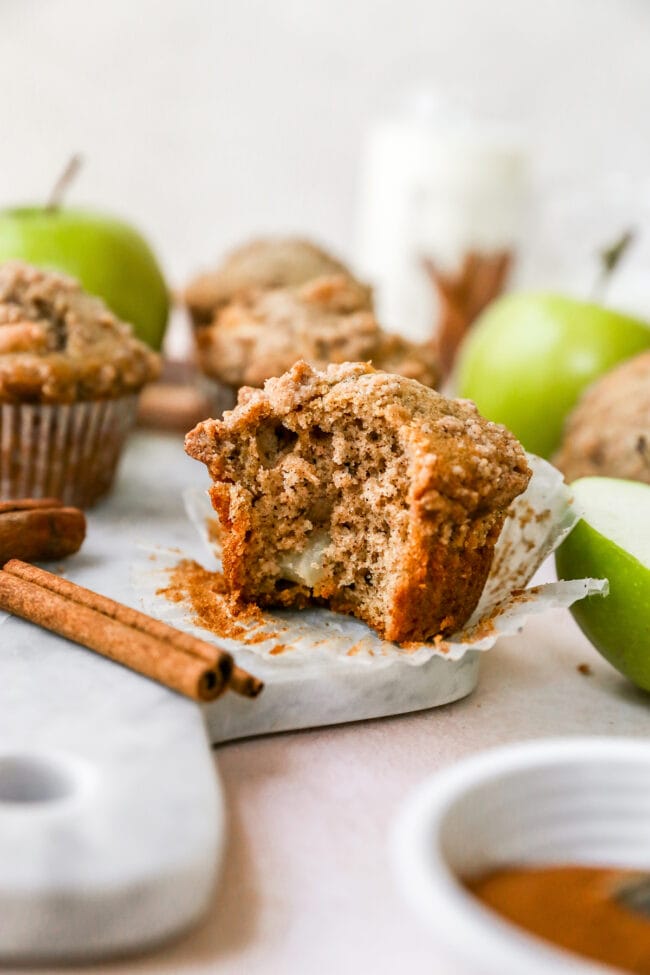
top-left (195, 275), bottom-right (438, 390)
top-left (185, 236), bottom-right (372, 325)
top-left (0, 261), bottom-right (160, 402)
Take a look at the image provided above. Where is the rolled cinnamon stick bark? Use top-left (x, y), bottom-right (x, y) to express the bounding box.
top-left (1, 560), bottom-right (263, 701)
top-left (230, 665), bottom-right (264, 699)
top-left (0, 498), bottom-right (64, 513)
top-left (0, 501), bottom-right (86, 563)
top-left (0, 568), bottom-right (231, 702)
top-left (5, 559), bottom-right (231, 665)
top-left (423, 248), bottom-right (513, 379)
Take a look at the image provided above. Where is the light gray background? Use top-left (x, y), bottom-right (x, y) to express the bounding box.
top-left (0, 0), bottom-right (648, 292)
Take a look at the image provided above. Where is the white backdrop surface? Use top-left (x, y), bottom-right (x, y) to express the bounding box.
top-left (0, 0), bottom-right (649, 292)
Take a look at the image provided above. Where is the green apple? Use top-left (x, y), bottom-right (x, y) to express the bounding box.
top-left (555, 477), bottom-right (650, 690)
top-left (0, 207), bottom-right (169, 349)
top-left (456, 293), bottom-right (650, 457)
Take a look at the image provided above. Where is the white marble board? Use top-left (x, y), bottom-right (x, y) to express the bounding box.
top-left (0, 432), bottom-right (479, 962)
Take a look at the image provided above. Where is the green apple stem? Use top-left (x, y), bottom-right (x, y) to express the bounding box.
top-left (592, 228), bottom-right (636, 302)
top-left (45, 154), bottom-right (83, 213)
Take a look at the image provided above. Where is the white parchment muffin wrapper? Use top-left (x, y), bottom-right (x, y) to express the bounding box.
top-left (132, 454), bottom-right (607, 671)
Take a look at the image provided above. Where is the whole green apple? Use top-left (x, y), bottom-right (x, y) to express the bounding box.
top-left (456, 293), bottom-right (650, 457)
top-left (555, 477), bottom-right (650, 691)
top-left (0, 207), bottom-right (169, 349)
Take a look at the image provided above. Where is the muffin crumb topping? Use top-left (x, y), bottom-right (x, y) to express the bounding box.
top-left (0, 261), bottom-right (160, 403)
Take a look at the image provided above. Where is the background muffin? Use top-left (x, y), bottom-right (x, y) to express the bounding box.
top-left (184, 236), bottom-right (372, 327)
top-left (195, 274), bottom-right (439, 391)
top-left (554, 350), bottom-right (650, 484)
top-left (0, 261), bottom-right (159, 506)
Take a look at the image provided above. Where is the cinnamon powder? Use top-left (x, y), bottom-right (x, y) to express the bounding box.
top-left (158, 559), bottom-right (280, 644)
top-left (467, 865), bottom-right (650, 973)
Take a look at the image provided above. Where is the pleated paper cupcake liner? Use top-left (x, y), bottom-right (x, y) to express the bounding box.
top-left (0, 396), bottom-right (139, 508)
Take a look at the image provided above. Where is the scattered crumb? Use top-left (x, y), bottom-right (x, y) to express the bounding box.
top-left (399, 634), bottom-right (451, 654)
top-left (268, 644), bottom-right (287, 656)
top-left (577, 663), bottom-right (593, 676)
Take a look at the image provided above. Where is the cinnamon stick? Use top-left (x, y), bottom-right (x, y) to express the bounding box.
top-left (136, 360), bottom-right (217, 434)
top-left (6, 560), bottom-right (229, 665)
top-left (230, 665), bottom-right (264, 699)
top-left (0, 501), bottom-right (86, 563)
top-left (0, 497), bottom-right (65, 514)
top-left (423, 248), bottom-right (513, 379)
top-left (0, 560), bottom-right (263, 703)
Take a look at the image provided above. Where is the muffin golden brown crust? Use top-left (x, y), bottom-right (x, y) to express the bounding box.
top-left (554, 351), bottom-right (650, 484)
top-left (185, 237), bottom-right (372, 326)
top-left (0, 261), bottom-right (160, 403)
top-left (195, 274), bottom-right (439, 390)
top-left (186, 361), bottom-right (530, 642)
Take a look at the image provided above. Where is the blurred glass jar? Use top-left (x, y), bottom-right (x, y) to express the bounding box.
top-left (519, 173), bottom-right (650, 321)
top-left (355, 87), bottom-right (531, 341)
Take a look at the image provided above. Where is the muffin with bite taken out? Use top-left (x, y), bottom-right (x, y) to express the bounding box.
top-left (185, 361), bottom-right (530, 643)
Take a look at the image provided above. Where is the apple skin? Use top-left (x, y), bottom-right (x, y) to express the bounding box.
top-left (456, 293), bottom-right (650, 457)
top-left (0, 208), bottom-right (169, 349)
top-left (555, 496), bottom-right (650, 692)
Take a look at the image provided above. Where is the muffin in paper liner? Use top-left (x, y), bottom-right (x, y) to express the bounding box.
top-left (0, 396), bottom-right (138, 507)
top-left (0, 261), bottom-right (160, 506)
top-left (131, 454), bottom-right (607, 672)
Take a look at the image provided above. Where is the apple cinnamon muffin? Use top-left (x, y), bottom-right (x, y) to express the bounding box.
top-left (185, 236), bottom-right (372, 326)
top-left (194, 274), bottom-right (439, 391)
top-left (0, 260), bottom-right (159, 505)
top-left (185, 361), bottom-right (530, 642)
top-left (554, 351), bottom-right (650, 484)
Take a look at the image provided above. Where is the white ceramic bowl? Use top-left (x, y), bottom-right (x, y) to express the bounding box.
top-left (391, 738), bottom-right (650, 975)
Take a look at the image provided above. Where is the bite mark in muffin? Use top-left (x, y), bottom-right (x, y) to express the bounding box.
top-left (186, 361), bottom-right (530, 643)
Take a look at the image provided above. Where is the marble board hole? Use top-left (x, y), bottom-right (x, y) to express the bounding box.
top-left (0, 753), bottom-right (82, 805)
